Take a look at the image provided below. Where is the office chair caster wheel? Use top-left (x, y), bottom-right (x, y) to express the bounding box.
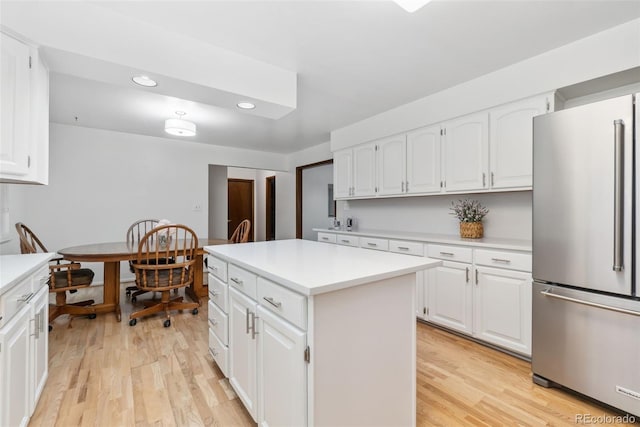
top-left (131, 296), bottom-right (137, 303)
top-left (129, 319), bottom-right (137, 326)
top-left (192, 308), bottom-right (198, 315)
top-left (163, 319), bottom-right (171, 327)
top-left (88, 313), bottom-right (97, 319)
top-left (48, 325), bottom-right (52, 332)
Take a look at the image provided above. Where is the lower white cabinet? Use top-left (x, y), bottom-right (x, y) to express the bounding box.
top-left (474, 266), bottom-right (532, 355)
top-left (426, 261), bottom-right (473, 335)
top-left (228, 287), bottom-right (258, 420)
top-left (0, 255), bottom-right (51, 427)
top-left (257, 306), bottom-right (307, 426)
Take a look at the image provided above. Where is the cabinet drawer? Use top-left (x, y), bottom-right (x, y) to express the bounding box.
top-left (335, 234), bottom-right (359, 247)
top-left (208, 326), bottom-right (229, 377)
top-left (257, 278), bottom-right (307, 330)
top-left (31, 265), bottom-right (50, 291)
top-left (317, 232), bottom-right (336, 244)
top-left (0, 277), bottom-right (34, 329)
top-left (389, 240), bottom-right (424, 257)
top-left (208, 274), bottom-right (229, 313)
top-left (359, 237), bottom-right (389, 251)
top-left (427, 244), bottom-right (472, 263)
top-left (474, 249), bottom-right (532, 272)
top-left (207, 255), bottom-right (228, 282)
top-left (228, 264), bottom-right (258, 300)
top-left (208, 300), bottom-right (229, 345)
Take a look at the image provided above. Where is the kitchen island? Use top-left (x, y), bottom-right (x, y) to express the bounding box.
top-left (205, 239), bottom-right (441, 426)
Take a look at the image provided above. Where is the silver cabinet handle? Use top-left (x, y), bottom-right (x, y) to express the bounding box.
top-left (397, 246), bottom-right (409, 251)
top-left (367, 243), bottom-right (377, 247)
top-left (541, 289), bottom-right (640, 317)
top-left (491, 258), bottom-right (511, 264)
top-left (401, 181), bottom-right (405, 192)
top-left (245, 308), bottom-right (250, 334)
top-left (475, 269), bottom-right (479, 285)
top-left (263, 296), bottom-right (282, 308)
top-left (251, 312), bottom-right (259, 340)
top-left (439, 251), bottom-right (454, 256)
top-left (211, 265), bottom-right (218, 271)
top-left (405, 181), bottom-right (409, 192)
top-left (490, 172), bottom-right (494, 187)
top-left (210, 317), bottom-right (218, 325)
top-left (340, 239), bottom-right (350, 243)
top-left (482, 173), bottom-right (486, 187)
top-left (321, 237), bottom-right (329, 241)
top-left (17, 293), bottom-right (34, 303)
top-left (465, 267), bottom-right (469, 283)
top-left (35, 313), bottom-right (40, 339)
top-left (613, 119), bottom-right (624, 272)
top-left (210, 347), bottom-right (219, 357)
top-left (210, 290), bottom-right (219, 297)
top-left (230, 277), bottom-right (243, 285)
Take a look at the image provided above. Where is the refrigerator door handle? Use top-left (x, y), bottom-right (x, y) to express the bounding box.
top-left (612, 119), bottom-right (624, 272)
top-left (540, 288), bottom-right (640, 317)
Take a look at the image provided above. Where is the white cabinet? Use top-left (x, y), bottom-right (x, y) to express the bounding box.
top-left (377, 134), bottom-right (406, 195)
top-left (0, 256), bottom-right (51, 427)
top-left (406, 125), bottom-right (442, 194)
top-left (474, 266), bottom-right (532, 356)
top-left (0, 31), bottom-right (49, 184)
top-left (256, 306), bottom-right (307, 427)
top-left (442, 111), bottom-right (489, 192)
top-left (489, 94), bottom-right (549, 189)
top-left (427, 261), bottom-right (473, 335)
top-left (333, 142), bottom-right (376, 198)
top-left (228, 287), bottom-right (258, 420)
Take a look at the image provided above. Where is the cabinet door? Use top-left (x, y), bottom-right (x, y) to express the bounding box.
top-left (352, 142), bottom-right (377, 197)
top-left (333, 149), bottom-right (352, 199)
top-left (228, 288), bottom-right (258, 421)
top-left (256, 306), bottom-right (307, 427)
top-left (443, 112), bottom-right (489, 192)
top-left (0, 33), bottom-right (31, 177)
top-left (474, 267), bottom-right (532, 356)
top-left (0, 306), bottom-right (31, 427)
top-left (377, 135), bottom-right (406, 196)
top-left (489, 95), bottom-right (548, 189)
top-left (30, 286), bottom-right (48, 411)
top-left (406, 125), bottom-right (442, 194)
top-left (427, 261), bottom-right (473, 335)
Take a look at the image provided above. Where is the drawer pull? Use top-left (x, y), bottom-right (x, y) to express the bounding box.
top-left (210, 290), bottom-right (219, 297)
top-left (263, 296), bottom-right (282, 309)
top-left (397, 246), bottom-right (409, 251)
top-left (439, 251), bottom-right (454, 256)
top-left (17, 293), bottom-right (34, 303)
top-left (340, 239), bottom-right (350, 243)
top-left (491, 258), bottom-right (511, 264)
top-left (367, 243), bottom-right (378, 247)
top-left (211, 347), bottom-right (219, 357)
top-left (210, 318), bottom-right (218, 325)
top-left (230, 277), bottom-right (243, 285)
top-left (211, 266), bottom-right (218, 271)
top-left (321, 237), bottom-right (329, 241)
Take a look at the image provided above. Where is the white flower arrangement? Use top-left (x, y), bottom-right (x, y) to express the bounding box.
top-left (450, 199), bottom-right (489, 223)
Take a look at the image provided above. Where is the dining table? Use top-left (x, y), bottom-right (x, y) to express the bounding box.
top-left (58, 238), bottom-right (230, 321)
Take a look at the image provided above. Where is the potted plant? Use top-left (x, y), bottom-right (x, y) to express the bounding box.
top-left (450, 199), bottom-right (489, 239)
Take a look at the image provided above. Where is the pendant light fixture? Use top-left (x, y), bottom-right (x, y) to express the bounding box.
top-left (164, 111), bottom-right (196, 136)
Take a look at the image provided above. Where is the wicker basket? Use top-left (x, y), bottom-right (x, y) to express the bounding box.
top-left (460, 222), bottom-right (483, 239)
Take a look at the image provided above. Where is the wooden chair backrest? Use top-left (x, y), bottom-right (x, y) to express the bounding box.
top-left (132, 224), bottom-right (198, 292)
top-left (230, 219), bottom-right (251, 243)
top-left (15, 223), bottom-right (48, 254)
top-left (126, 219), bottom-right (160, 250)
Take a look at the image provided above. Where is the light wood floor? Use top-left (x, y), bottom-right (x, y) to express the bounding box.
top-left (31, 284), bottom-right (635, 426)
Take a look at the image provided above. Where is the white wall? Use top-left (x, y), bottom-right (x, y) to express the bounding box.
top-left (0, 124), bottom-right (289, 283)
top-left (302, 163), bottom-right (333, 240)
top-left (338, 191), bottom-right (532, 241)
top-left (208, 165), bottom-right (228, 240)
top-left (331, 18), bottom-right (640, 149)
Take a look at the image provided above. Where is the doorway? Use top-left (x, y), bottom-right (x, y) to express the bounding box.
top-left (265, 176), bottom-right (276, 241)
top-left (296, 159), bottom-right (334, 239)
top-left (228, 178), bottom-right (255, 242)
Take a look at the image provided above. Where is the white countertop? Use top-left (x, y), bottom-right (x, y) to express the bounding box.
top-left (313, 228), bottom-right (531, 252)
top-left (205, 239), bottom-right (441, 296)
top-left (0, 253), bottom-right (54, 295)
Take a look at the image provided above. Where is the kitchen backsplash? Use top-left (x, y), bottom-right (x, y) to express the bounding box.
top-left (336, 191), bottom-right (532, 241)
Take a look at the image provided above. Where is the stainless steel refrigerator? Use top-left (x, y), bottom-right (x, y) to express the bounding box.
top-left (532, 93), bottom-right (639, 417)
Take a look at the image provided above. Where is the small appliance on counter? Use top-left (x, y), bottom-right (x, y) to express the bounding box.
top-left (346, 217), bottom-right (355, 231)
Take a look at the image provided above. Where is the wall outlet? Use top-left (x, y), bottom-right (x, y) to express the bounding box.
top-left (193, 203), bottom-right (202, 212)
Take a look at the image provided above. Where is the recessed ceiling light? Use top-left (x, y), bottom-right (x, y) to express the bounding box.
top-left (132, 75), bottom-right (157, 87)
top-left (165, 111), bottom-right (196, 136)
top-left (237, 102), bottom-right (256, 110)
top-left (392, 0), bottom-right (432, 13)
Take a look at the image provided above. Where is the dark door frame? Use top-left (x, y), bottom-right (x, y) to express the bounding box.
top-left (296, 159), bottom-right (334, 239)
top-left (265, 175), bottom-right (276, 241)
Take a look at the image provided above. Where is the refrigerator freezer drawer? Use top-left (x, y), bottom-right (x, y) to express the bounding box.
top-left (532, 282), bottom-right (640, 416)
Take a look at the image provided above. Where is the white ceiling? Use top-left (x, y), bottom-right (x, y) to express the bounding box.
top-left (2, 1), bottom-right (640, 154)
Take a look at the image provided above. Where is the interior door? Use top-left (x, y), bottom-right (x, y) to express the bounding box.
top-left (228, 179), bottom-right (254, 241)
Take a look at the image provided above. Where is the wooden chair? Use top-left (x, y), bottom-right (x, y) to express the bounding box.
top-left (128, 224), bottom-right (199, 328)
top-left (125, 219), bottom-right (160, 301)
top-left (15, 223), bottom-right (96, 329)
top-left (230, 219), bottom-right (251, 243)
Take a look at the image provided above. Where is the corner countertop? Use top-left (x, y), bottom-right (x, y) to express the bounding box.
top-left (0, 253), bottom-right (54, 295)
top-left (313, 228), bottom-right (532, 252)
top-left (205, 239), bottom-right (441, 296)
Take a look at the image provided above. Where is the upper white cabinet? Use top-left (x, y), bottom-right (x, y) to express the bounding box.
top-left (0, 31), bottom-right (49, 184)
top-left (332, 92), bottom-right (553, 200)
top-left (489, 95), bottom-right (549, 189)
